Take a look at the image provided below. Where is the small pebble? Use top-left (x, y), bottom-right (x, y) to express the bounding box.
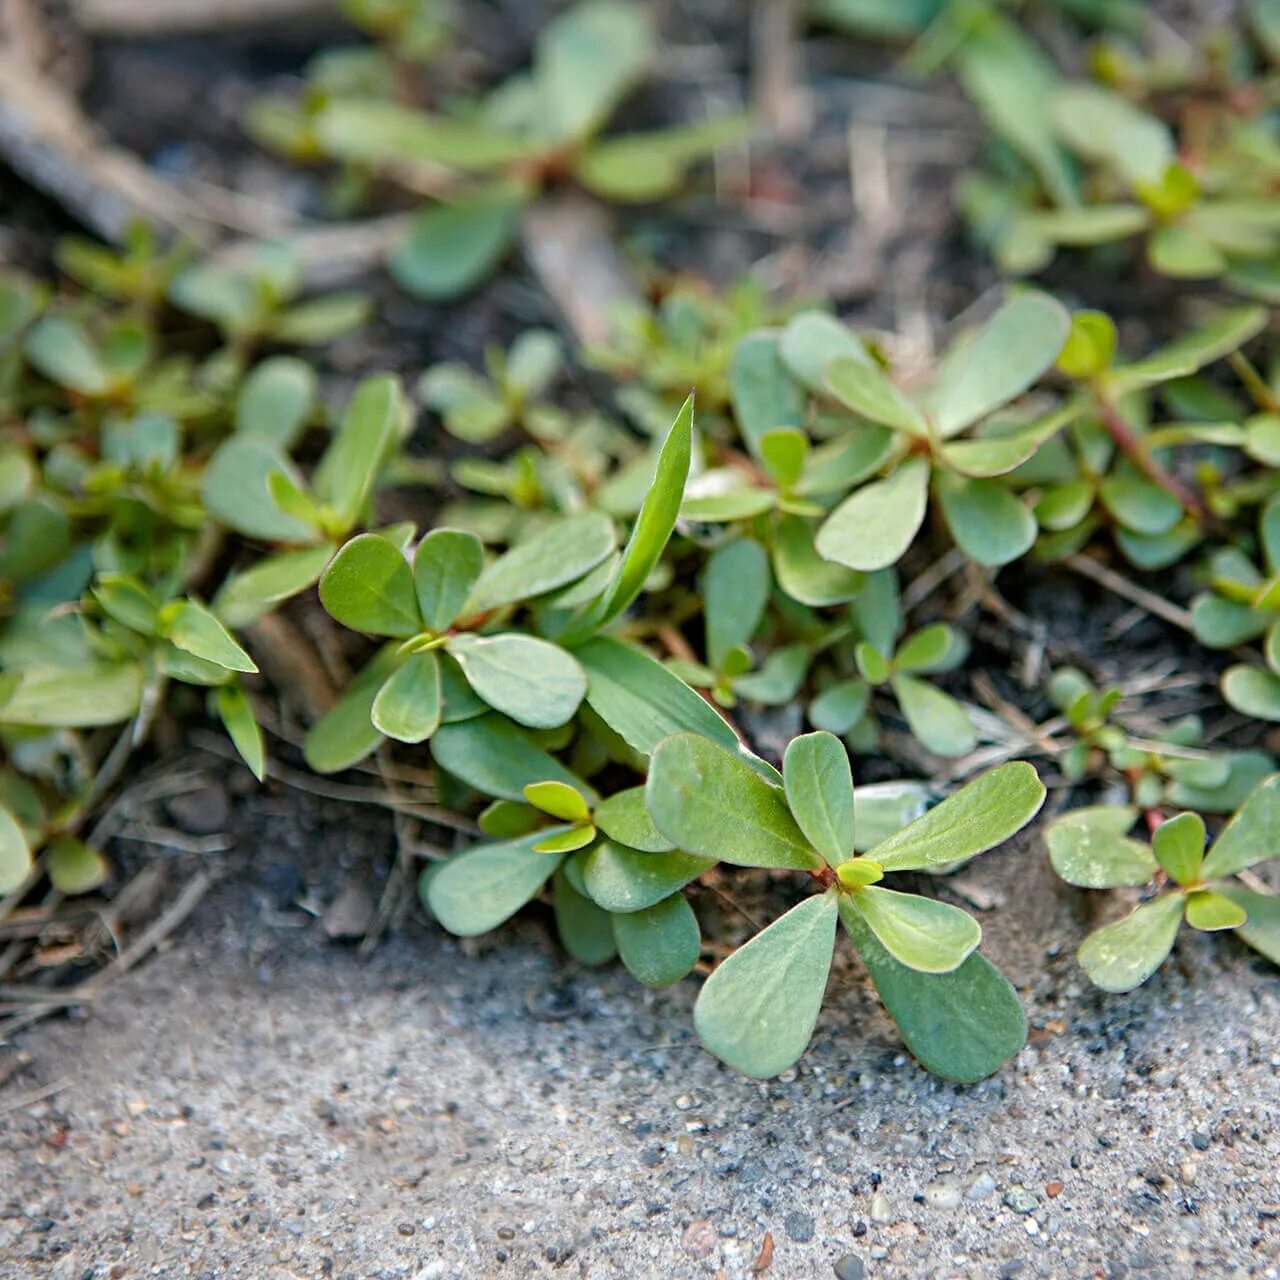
top-left (833, 1254), bottom-right (865, 1280)
top-left (674, 1094), bottom-right (696, 1111)
top-left (922, 1176), bottom-right (963, 1211)
top-left (1004, 1185), bottom-right (1039, 1215)
top-left (681, 1219), bottom-right (718, 1261)
top-left (1178, 1161), bottom-right (1198, 1187)
top-left (1045, 1181), bottom-right (1064, 1198)
top-left (869, 1191), bottom-right (893, 1223)
top-left (783, 1210), bottom-right (814, 1242)
top-left (966, 1171), bottom-right (998, 1201)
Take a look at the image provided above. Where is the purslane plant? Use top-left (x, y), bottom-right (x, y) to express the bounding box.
top-left (1048, 778), bottom-right (1280, 990)
top-left (268, 0), bottom-right (750, 300)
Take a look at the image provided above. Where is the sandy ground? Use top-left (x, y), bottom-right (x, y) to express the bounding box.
top-left (3, 829), bottom-right (1279, 1280)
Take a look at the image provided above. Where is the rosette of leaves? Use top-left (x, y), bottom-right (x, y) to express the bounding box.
top-left (204, 372), bottom-right (407, 629)
top-left (309, 0), bottom-right (750, 299)
top-left (969, 75), bottom-right (1280, 295)
top-left (55, 222), bottom-right (195, 314)
top-left (646, 730), bottom-right (1045, 1079)
top-left (305, 396), bottom-right (695, 772)
top-left (1046, 668), bottom-right (1273, 812)
top-left (847, 570), bottom-right (976, 758)
top-left (1191, 494), bottom-right (1280, 722)
top-left (169, 243), bottom-right (370, 352)
top-left (419, 329), bottom-right (564, 445)
top-left (425, 777), bottom-right (706, 988)
top-left (664, 537), bottom-right (810, 709)
top-left (1048, 778), bottom-right (1280, 990)
top-left (774, 292), bottom-right (1076, 572)
top-left (1019, 306), bottom-right (1270, 568)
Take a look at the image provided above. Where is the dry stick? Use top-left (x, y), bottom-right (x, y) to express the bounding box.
top-left (751, 0), bottom-right (810, 137)
top-left (1063, 552), bottom-right (1195, 635)
top-left (71, 0), bottom-right (334, 34)
top-left (0, 1077), bottom-right (72, 1118)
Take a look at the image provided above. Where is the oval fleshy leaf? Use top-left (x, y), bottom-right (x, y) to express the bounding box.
top-left (840, 898), bottom-right (1025, 1082)
top-left (1184, 889), bottom-right (1247, 932)
top-left (1047, 806), bottom-right (1156, 888)
top-left (426, 832), bottom-right (564, 936)
top-left (647, 733), bottom-right (822, 871)
top-left (582, 842), bottom-right (715, 914)
top-left (693, 892), bottom-right (838, 1078)
top-left (1076, 893), bottom-right (1185, 992)
top-left (847, 885), bottom-right (981, 974)
top-left (871, 761), bottom-right (1045, 872)
top-left (594, 786), bottom-right (673, 852)
top-left (816, 456), bottom-right (929, 573)
top-left (1152, 812), bottom-right (1205, 887)
top-left (371, 650), bottom-right (442, 744)
top-left (614, 893), bottom-right (701, 987)
top-left (319, 534), bottom-right (421, 638)
top-left (447, 633), bottom-right (586, 730)
top-left (782, 731), bottom-right (854, 867)
top-left (414, 528), bottom-right (484, 632)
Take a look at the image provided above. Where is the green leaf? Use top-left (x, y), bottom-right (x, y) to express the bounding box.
top-left (816, 457), bottom-right (929, 572)
top-left (390, 192), bottom-right (523, 301)
top-left (0, 663), bottom-right (143, 728)
top-left (681, 487), bottom-right (776, 522)
top-left (319, 534), bottom-right (421, 637)
top-left (1148, 225), bottom-right (1227, 278)
top-left (594, 395), bottom-right (693, 629)
top-left (614, 893), bottom-right (701, 987)
top-left (1201, 773), bottom-right (1280, 879)
top-left (24, 316), bottom-right (108, 395)
top-left (1218, 885), bottom-right (1280, 965)
top-left (1076, 892), bottom-right (1185, 992)
top-left (939, 404), bottom-right (1079, 478)
top-left (594, 786), bottom-right (673, 852)
top-left (215, 682), bottom-right (266, 781)
top-left (93, 574), bottom-right (159, 635)
top-left (553, 866), bottom-right (617, 962)
top-left (532, 825), bottom-right (596, 855)
top-left (783, 731), bottom-right (854, 866)
top-left (771, 515), bottom-right (864, 607)
top-left (575, 116), bottom-right (751, 201)
top-left (1049, 82), bottom-right (1174, 185)
top-left (202, 437), bottom-right (316, 543)
top-left (870, 761), bottom-right (1045, 872)
top-left (303, 647), bottom-right (401, 773)
top-left (1184, 889), bottom-right (1247, 932)
top-left (931, 292), bottom-right (1070, 437)
top-left (273, 293), bottom-right (370, 346)
top-left (213, 545), bottom-right (334, 629)
top-left (852, 782), bottom-right (931, 851)
top-left (890, 673), bottom-right (977, 758)
top-left (0, 805), bottom-right (32, 894)
top-left (574, 636), bottom-right (740, 759)
top-left (234, 355), bottom-right (316, 448)
top-left (524, 780), bottom-right (592, 824)
top-left (733, 644), bottom-right (809, 705)
top-left (316, 100), bottom-right (533, 169)
top-left (45, 835), bottom-right (108, 895)
top-left (847, 886), bottom-right (981, 974)
top-left (312, 374), bottom-right (404, 529)
top-left (730, 331), bottom-right (806, 457)
top-left (825, 356), bottom-right (928, 436)
top-left (1191, 594), bottom-right (1270, 649)
top-left (464, 513), bottom-right (616, 614)
top-left (895, 623), bottom-right (964, 675)
top-left (693, 893), bottom-right (838, 1078)
top-left (839, 899), bottom-right (1026, 1082)
top-left (849, 567), bottom-right (901, 656)
top-left (426, 832), bottom-right (562, 936)
top-left (536, 0), bottom-right (651, 143)
top-left (371, 650), bottom-right (442, 744)
top-left (411, 529), bottom-right (484, 632)
top-left (936, 474), bottom-right (1036, 568)
top-left (582, 842), bottom-right (714, 913)
top-left (431, 713), bottom-right (594, 802)
top-left (1152, 813), bottom-right (1205, 887)
top-left (1108, 307), bottom-right (1268, 394)
top-left (647, 733), bottom-right (823, 871)
top-left (1222, 665), bottom-right (1280, 722)
top-left (1047, 806), bottom-right (1156, 888)
top-left (163, 602), bottom-right (257, 674)
top-left (759, 428), bottom-right (808, 489)
top-left (1098, 465), bottom-right (1182, 536)
top-left (447, 633), bottom-right (585, 730)
top-left (704, 538), bottom-right (769, 669)
top-left (778, 311), bottom-right (871, 395)
top-left (809, 678), bottom-right (870, 735)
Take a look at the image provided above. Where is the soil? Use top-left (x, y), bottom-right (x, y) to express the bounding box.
top-left (2, 3), bottom-right (1280, 1277)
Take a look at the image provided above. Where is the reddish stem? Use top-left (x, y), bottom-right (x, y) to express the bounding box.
top-left (1094, 394), bottom-right (1212, 525)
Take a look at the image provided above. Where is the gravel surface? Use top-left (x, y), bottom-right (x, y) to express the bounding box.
top-left (3, 834), bottom-right (1279, 1280)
